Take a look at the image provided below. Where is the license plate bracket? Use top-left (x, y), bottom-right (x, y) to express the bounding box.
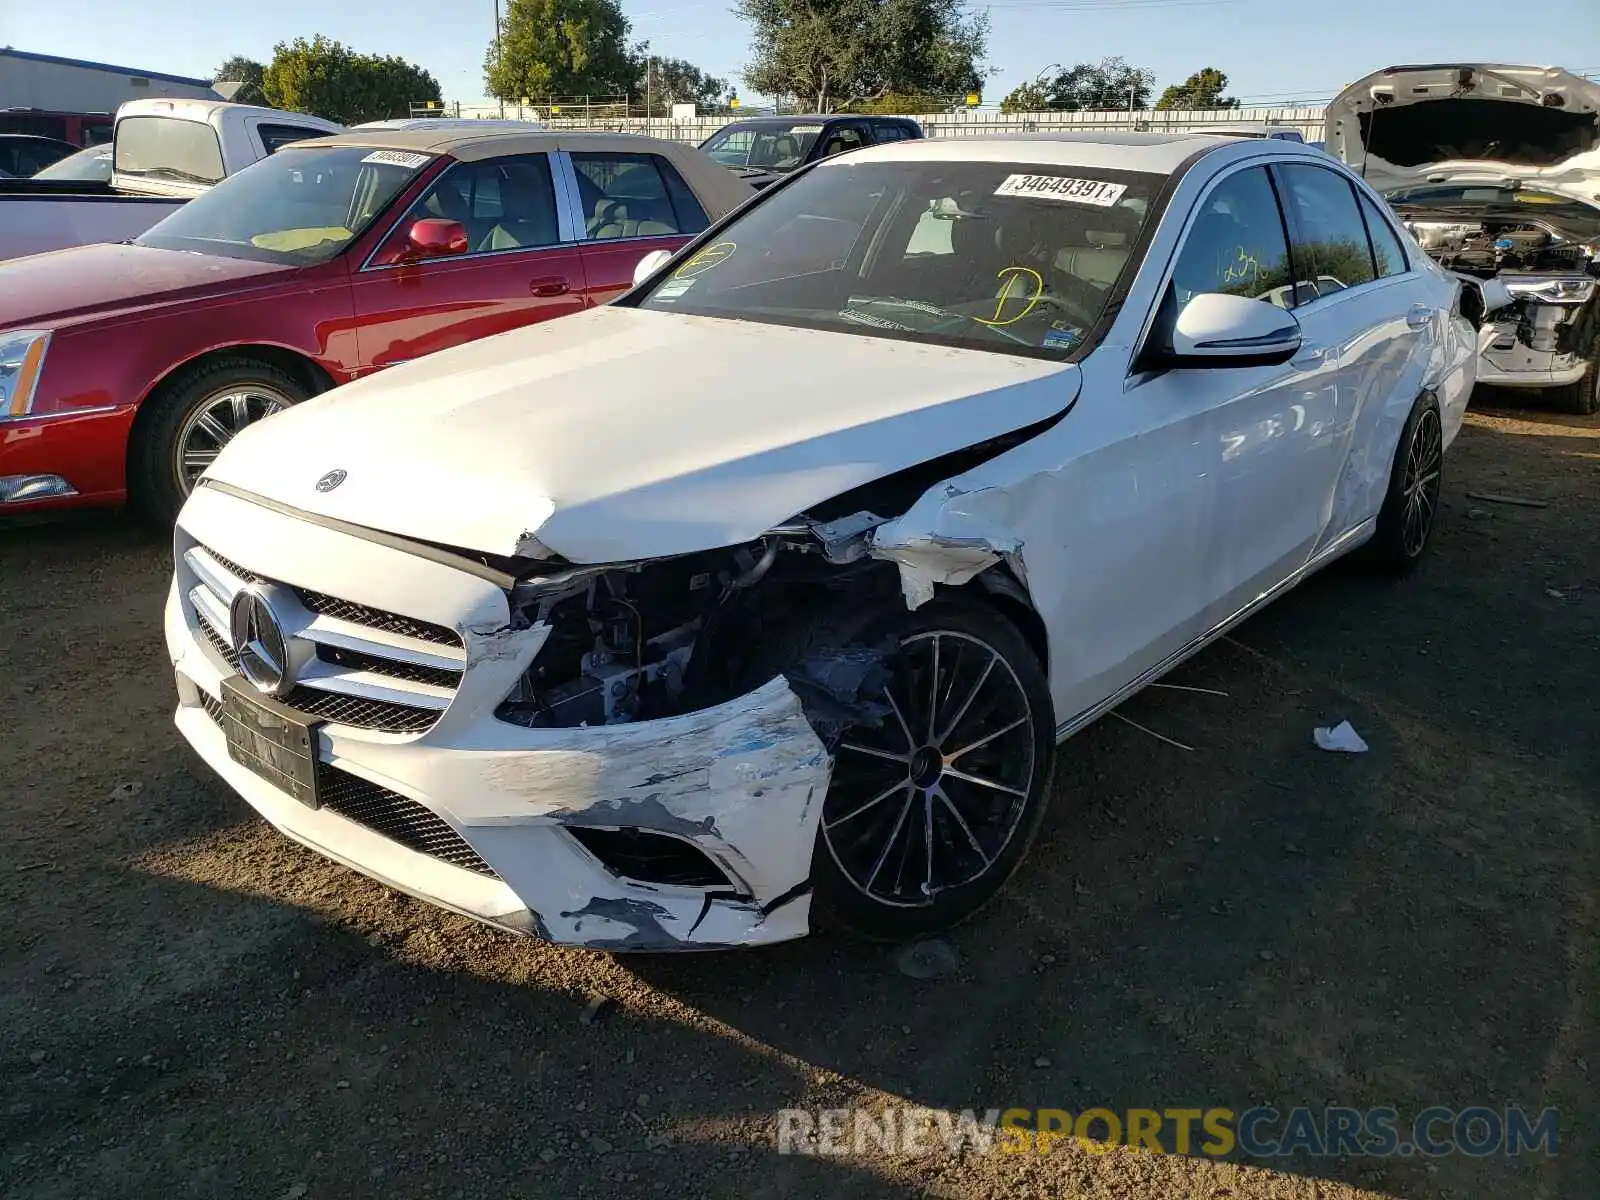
top-left (221, 676), bottom-right (322, 809)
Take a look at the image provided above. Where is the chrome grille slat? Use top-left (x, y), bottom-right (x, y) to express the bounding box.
top-left (186, 542), bottom-right (465, 735)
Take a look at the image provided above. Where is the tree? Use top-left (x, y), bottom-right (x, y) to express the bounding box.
top-left (1155, 67), bottom-right (1239, 110)
top-left (999, 80), bottom-right (1049, 113)
top-left (633, 54), bottom-right (726, 115)
top-left (262, 36), bottom-right (441, 123)
top-left (486, 0), bottom-right (636, 101)
top-left (736, 0), bottom-right (987, 113)
top-left (1003, 57), bottom-right (1154, 112)
top-left (212, 56), bottom-right (267, 105)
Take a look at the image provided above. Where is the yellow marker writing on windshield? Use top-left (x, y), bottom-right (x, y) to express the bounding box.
top-left (974, 266), bottom-right (1044, 327)
top-left (674, 241), bottom-right (737, 278)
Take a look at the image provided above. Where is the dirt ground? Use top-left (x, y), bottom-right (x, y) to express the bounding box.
top-left (1, 396), bottom-right (1595, 1200)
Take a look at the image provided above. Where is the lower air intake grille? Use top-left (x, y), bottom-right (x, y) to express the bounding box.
top-left (315, 763), bottom-right (498, 878)
top-left (567, 827), bottom-right (731, 888)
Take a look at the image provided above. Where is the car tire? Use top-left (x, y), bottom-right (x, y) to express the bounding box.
top-left (743, 596), bottom-right (1058, 942)
top-left (131, 357), bottom-right (309, 526)
top-left (1548, 343), bottom-right (1599, 416)
top-left (1364, 392), bottom-right (1444, 575)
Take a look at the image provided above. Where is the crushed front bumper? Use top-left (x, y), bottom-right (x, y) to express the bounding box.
top-left (166, 482), bottom-right (834, 950)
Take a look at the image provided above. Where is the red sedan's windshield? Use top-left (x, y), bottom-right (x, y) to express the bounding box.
top-left (136, 145), bottom-right (432, 265)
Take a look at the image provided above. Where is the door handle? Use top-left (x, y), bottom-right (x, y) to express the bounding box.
top-left (1406, 304), bottom-right (1432, 330)
top-left (529, 277), bottom-right (570, 297)
top-left (1291, 344), bottom-right (1327, 368)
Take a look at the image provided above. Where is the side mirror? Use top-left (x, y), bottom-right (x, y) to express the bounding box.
top-left (1169, 292), bottom-right (1302, 366)
top-left (406, 218), bottom-right (469, 259)
top-left (632, 248), bottom-right (674, 288)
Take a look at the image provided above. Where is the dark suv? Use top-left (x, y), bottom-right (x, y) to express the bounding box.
top-left (699, 115), bottom-right (923, 188)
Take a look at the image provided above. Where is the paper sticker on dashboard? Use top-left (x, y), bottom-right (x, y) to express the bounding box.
top-left (361, 150), bottom-right (432, 169)
top-left (655, 278), bottom-right (696, 300)
top-left (994, 174), bottom-right (1127, 207)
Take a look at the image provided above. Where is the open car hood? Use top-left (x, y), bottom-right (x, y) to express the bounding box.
top-left (203, 305), bottom-right (1078, 564)
top-left (1325, 64), bottom-right (1600, 206)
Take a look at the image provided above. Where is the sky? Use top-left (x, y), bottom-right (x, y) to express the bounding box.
top-left (6, 0), bottom-right (1599, 110)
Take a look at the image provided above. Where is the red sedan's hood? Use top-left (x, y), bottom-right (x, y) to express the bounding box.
top-left (0, 243), bottom-right (295, 331)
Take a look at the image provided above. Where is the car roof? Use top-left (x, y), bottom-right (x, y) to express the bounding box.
top-left (291, 126), bottom-right (691, 162)
top-left (717, 114), bottom-right (909, 126)
top-left (829, 131), bottom-right (1235, 174)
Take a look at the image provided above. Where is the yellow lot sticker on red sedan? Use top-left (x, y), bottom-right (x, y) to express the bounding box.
top-left (993, 174), bottom-right (1127, 207)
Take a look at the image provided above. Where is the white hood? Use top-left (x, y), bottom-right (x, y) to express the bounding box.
top-left (206, 306), bottom-right (1077, 564)
top-left (1325, 64), bottom-right (1600, 205)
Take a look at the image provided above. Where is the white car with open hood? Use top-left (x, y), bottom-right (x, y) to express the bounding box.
top-left (1327, 63), bottom-right (1600, 413)
top-left (167, 132), bottom-right (1484, 950)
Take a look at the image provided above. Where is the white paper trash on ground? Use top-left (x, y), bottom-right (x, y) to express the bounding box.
top-left (1313, 720), bottom-right (1369, 753)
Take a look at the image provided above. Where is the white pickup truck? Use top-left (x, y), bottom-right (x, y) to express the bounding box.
top-left (0, 98), bottom-right (341, 261)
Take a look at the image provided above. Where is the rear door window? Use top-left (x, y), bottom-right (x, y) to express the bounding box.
top-left (571, 152), bottom-right (705, 239)
top-left (1274, 163), bottom-right (1378, 302)
top-left (1358, 192), bottom-right (1410, 277)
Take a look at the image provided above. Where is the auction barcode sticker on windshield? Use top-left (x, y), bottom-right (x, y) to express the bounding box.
top-left (362, 150), bottom-right (432, 169)
top-left (994, 174), bottom-right (1127, 207)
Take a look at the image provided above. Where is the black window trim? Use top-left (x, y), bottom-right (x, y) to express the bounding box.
top-left (359, 151), bottom-right (577, 273)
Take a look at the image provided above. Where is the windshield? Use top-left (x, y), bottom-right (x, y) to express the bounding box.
top-left (635, 159), bottom-right (1164, 359)
top-left (137, 146), bottom-right (431, 264)
top-left (34, 145), bottom-right (113, 182)
top-left (701, 122), bottom-right (828, 172)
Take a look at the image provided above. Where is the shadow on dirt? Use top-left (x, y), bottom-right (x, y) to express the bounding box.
top-left (1, 413), bottom-right (1594, 1199)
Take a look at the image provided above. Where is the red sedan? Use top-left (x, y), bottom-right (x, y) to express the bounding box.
top-left (0, 128), bottom-right (752, 521)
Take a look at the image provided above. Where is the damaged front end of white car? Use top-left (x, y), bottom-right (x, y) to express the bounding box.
top-left (1327, 63), bottom-right (1600, 414)
top-left (166, 296), bottom-right (1075, 951)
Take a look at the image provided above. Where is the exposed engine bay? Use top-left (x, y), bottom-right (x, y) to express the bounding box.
top-left (1393, 202), bottom-right (1600, 407)
top-left (1404, 217), bottom-right (1593, 278)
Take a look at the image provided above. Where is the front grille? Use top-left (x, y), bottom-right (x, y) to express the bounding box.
top-left (185, 542), bottom-right (465, 735)
top-left (282, 687), bottom-right (441, 734)
top-left (315, 644), bottom-right (463, 690)
top-left (295, 591), bottom-right (459, 647)
top-left (315, 763), bottom-right (498, 877)
top-left (567, 827), bottom-right (731, 889)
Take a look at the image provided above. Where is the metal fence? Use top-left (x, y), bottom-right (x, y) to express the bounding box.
top-left (449, 104), bottom-right (1329, 145)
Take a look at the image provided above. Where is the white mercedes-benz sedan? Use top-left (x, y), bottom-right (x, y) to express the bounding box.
top-left (166, 131), bottom-right (1489, 950)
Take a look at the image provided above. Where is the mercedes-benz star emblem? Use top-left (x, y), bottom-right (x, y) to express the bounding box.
top-left (316, 469), bottom-right (347, 493)
top-left (229, 585), bottom-right (292, 697)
